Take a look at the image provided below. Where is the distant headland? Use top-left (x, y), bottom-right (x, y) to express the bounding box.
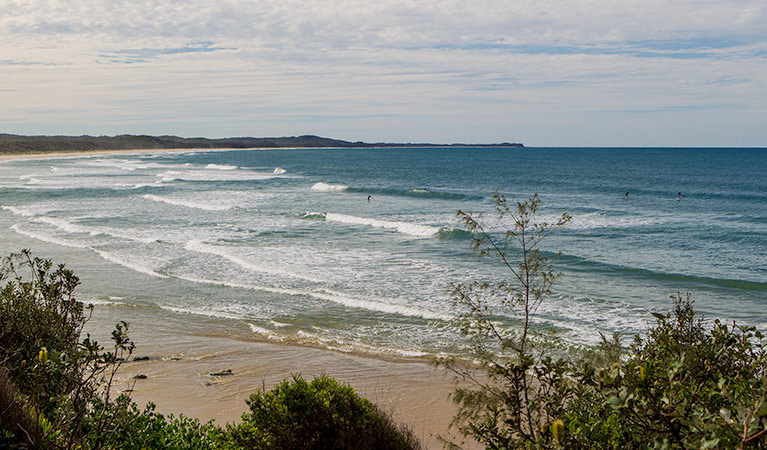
top-left (0, 133), bottom-right (523, 155)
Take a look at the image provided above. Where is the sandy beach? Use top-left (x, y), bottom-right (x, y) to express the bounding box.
top-left (88, 304), bottom-right (470, 450)
top-left (1, 147), bottom-right (477, 448)
top-left (0, 147), bottom-right (239, 162)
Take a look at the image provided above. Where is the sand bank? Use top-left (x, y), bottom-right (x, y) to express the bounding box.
top-left (88, 306), bottom-right (472, 449)
top-left (0, 148), bottom-right (225, 162)
top-left (0, 146), bottom-right (328, 162)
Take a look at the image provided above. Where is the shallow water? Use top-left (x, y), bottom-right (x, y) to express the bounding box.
top-left (1, 147), bottom-right (765, 356)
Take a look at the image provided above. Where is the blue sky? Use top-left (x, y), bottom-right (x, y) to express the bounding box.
top-left (1, 0), bottom-right (766, 146)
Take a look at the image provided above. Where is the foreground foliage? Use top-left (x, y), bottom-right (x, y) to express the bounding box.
top-left (226, 374), bottom-right (422, 450)
top-left (564, 293), bottom-right (767, 449)
top-left (1, 250), bottom-right (420, 449)
top-left (0, 250), bottom-right (138, 449)
top-left (443, 194), bottom-right (767, 449)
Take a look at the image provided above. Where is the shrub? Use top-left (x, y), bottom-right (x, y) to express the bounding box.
top-left (226, 374), bottom-right (422, 450)
top-left (441, 194), bottom-right (767, 449)
top-left (440, 193), bottom-right (572, 448)
top-left (0, 250), bottom-right (135, 449)
top-left (82, 400), bottom-right (231, 450)
top-left (564, 293), bottom-right (767, 449)
top-left (2, 250), bottom-right (420, 449)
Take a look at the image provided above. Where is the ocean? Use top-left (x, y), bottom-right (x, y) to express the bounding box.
top-left (1, 147), bottom-right (765, 358)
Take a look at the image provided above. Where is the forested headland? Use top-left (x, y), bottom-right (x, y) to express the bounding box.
top-left (0, 133), bottom-right (523, 155)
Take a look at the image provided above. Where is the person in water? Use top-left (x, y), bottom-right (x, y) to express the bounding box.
top-left (625, 191), bottom-right (629, 200)
top-left (677, 192), bottom-right (682, 200)
top-left (367, 195), bottom-right (371, 202)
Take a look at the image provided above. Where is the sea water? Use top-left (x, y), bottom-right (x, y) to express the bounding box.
top-left (1, 147), bottom-right (765, 357)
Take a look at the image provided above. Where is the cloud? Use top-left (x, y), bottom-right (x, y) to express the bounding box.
top-left (98, 41), bottom-right (237, 64)
top-left (0, 60), bottom-right (60, 66)
top-left (1, 0), bottom-right (766, 145)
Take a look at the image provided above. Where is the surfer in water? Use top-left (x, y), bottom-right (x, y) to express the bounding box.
top-left (625, 191), bottom-right (629, 200)
top-left (677, 192), bottom-right (682, 200)
top-left (367, 195), bottom-right (371, 202)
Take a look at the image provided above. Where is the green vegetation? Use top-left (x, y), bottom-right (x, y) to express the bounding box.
top-left (442, 193), bottom-right (767, 449)
top-left (0, 250), bottom-right (420, 449)
top-left (0, 133), bottom-right (523, 155)
top-left (225, 374), bottom-right (421, 450)
top-left (3, 193), bottom-right (766, 449)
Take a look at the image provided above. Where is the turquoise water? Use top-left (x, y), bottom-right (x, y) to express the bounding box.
top-left (1, 147), bottom-right (765, 356)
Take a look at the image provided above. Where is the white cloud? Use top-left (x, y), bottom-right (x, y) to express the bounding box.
top-left (1, 0), bottom-right (766, 145)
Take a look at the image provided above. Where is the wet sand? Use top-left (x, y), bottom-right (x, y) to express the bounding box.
top-left (0, 146), bottom-right (316, 162)
top-left (0, 148), bottom-right (192, 162)
top-left (89, 306), bottom-right (471, 449)
top-left (2, 146), bottom-right (478, 448)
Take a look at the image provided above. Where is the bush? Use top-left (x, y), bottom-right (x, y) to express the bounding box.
top-left (0, 250), bottom-right (136, 449)
top-left (226, 374), bottom-right (422, 450)
top-left (441, 194), bottom-right (767, 449)
top-left (82, 400), bottom-right (230, 450)
top-left (563, 293), bottom-right (767, 449)
top-left (440, 193), bottom-right (572, 448)
top-left (1, 250), bottom-right (421, 450)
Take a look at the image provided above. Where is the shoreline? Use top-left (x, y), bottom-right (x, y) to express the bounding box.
top-left (88, 305), bottom-right (471, 449)
top-left (0, 147), bottom-right (273, 162)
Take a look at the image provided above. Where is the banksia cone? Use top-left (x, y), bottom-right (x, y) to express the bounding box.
top-left (38, 347), bottom-right (48, 364)
top-left (551, 419), bottom-right (565, 443)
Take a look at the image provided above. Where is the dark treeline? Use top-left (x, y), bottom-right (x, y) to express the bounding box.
top-left (0, 133), bottom-right (523, 155)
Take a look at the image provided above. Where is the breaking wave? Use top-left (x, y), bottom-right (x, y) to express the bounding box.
top-left (311, 182), bottom-right (349, 192)
top-left (174, 274), bottom-right (449, 321)
top-left (2, 205), bottom-right (36, 216)
top-left (324, 213), bottom-right (442, 237)
top-left (205, 164), bottom-right (238, 170)
top-left (183, 240), bottom-right (326, 284)
top-left (92, 250), bottom-right (170, 279)
top-left (142, 194), bottom-right (234, 211)
top-left (10, 224), bottom-right (89, 249)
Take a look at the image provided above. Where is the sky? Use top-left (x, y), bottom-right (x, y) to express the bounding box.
top-left (1, 0), bottom-right (766, 147)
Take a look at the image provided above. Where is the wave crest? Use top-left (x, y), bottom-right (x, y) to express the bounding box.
top-left (142, 194), bottom-right (234, 211)
top-left (311, 182), bottom-right (349, 192)
top-left (324, 213), bottom-right (441, 237)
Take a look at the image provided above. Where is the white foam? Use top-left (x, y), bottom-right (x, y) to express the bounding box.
top-left (174, 274), bottom-right (449, 321)
top-left (525, 211), bottom-right (668, 231)
top-left (184, 240), bottom-right (326, 283)
top-left (34, 216), bottom-right (93, 234)
top-left (309, 288), bottom-right (450, 321)
top-left (86, 159), bottom-right (143, 171)
top-left (300, 211), bottom-right (327, 220)
top-left (311, 182), bottom-right (349, 192)
top-left (20, 176), bottom-right (141, 190)
top-left (10, 224), bottom-right (89, 249)
top-left (112, 182), bottom-right (163, 190)
top-left (273, 167), bottom-right (287, 174)
top-left (205, 164), bottom-right (238, 170)
top-left (31, 216), bottom-right (155, 244)
top-left (157, 169), bottom-right (282, 183)
top-left (324, 213), bottom-right (441, 237)
top-left (568, 212), bottom-right (662, 230)
top-left (80, 297), bottom-right (119, 306)
top-left (142, 194), bottom-right (234, 211)
top-left (2, 205), bottom-right (35, 216)
top-left (100, 230), bottom-right (157, 244)
top-left (92, 250), bottom-right (170, 279)
top-left (247, 323), bottom-right (281, 340)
